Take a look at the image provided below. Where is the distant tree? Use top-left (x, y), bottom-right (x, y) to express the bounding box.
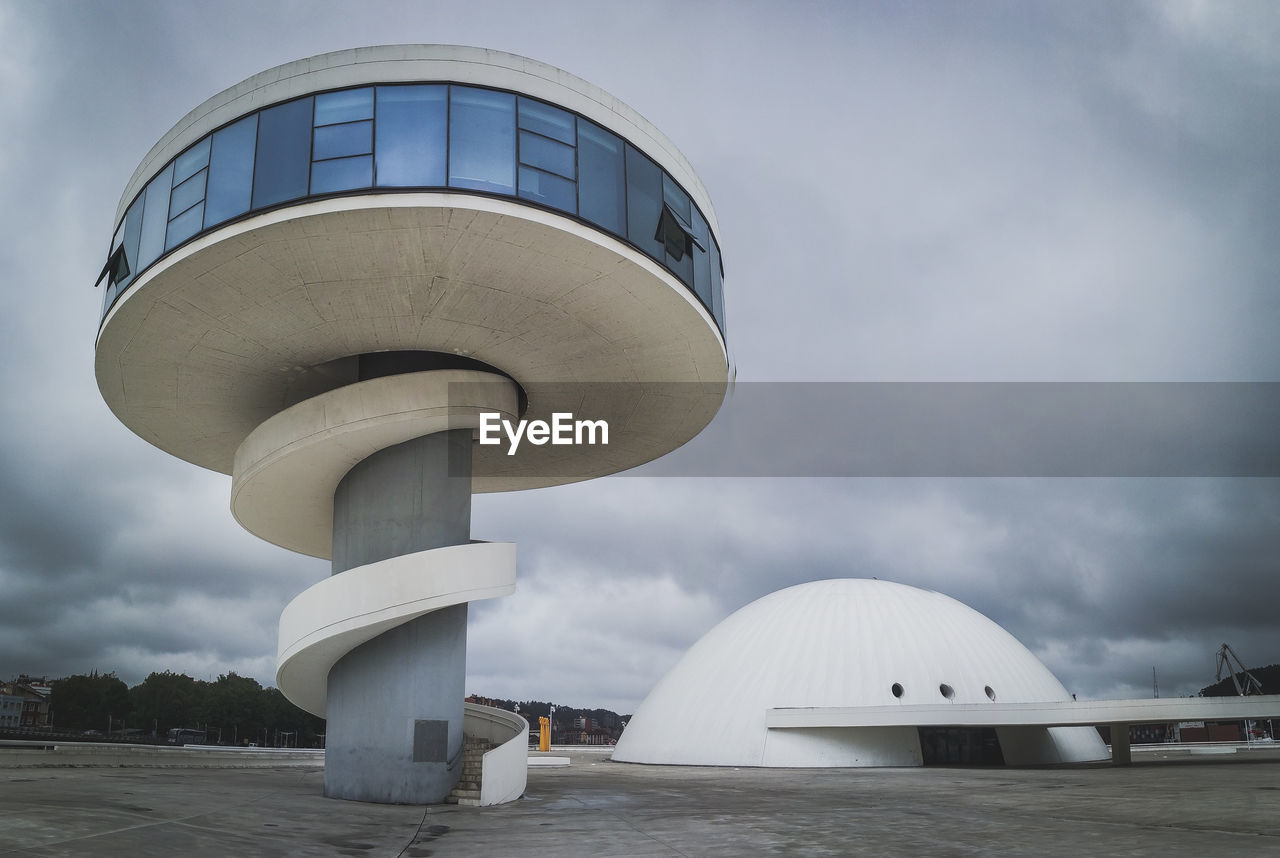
top-left (468, 696), bottom-right (629, 740)
top-left (197, 672), bottom-right (265, 743)
top-left (261, 687), bottom-right (326, 746)
top-left (51, 672), bottom-right (131, 732)
top-left (46, 669), bottom-right (333, 745)
top-left (52, 675), bottom-right (97, 730)
top-left (104, 676), bottom-right (131, 726)
top-left (129, 671), bottom-right (201, 735)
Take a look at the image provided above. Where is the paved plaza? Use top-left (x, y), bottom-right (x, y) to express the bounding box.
top-left (1, 747), bottom-right (1278, 856)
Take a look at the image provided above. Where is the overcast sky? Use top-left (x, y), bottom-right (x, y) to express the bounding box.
top-left (2, 0), bottom-right (1278, 714)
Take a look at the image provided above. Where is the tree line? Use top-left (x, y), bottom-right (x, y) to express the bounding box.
top-left (468, 695), bottom-right (629, 735)
top-left (45, 670), bottom-right (325, 747)
top-left (37, 673), bottom-right (633, 748)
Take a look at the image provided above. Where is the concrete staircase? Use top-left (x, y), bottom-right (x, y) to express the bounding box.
top-left (445, 737), bottom-right (493, 806)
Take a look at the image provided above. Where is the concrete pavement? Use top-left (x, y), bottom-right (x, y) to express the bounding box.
top-left (2, 746), bottom-right (1278, 856)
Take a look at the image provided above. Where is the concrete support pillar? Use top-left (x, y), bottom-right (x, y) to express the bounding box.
top-left (331, 430), bottom-right (472, 574)
top-left (324, 430), bottom-right (473, 803)
top-left (1110, 723), bottom-right (1131, 766)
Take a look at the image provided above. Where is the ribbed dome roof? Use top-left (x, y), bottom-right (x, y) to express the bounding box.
top-left (613, 579), bottom-right (1101, 766)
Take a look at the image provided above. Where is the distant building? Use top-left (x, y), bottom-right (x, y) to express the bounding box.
top-left (0, 693), bottom-right (22, 729)
top-left (0, 678), bottom-right (52, 729)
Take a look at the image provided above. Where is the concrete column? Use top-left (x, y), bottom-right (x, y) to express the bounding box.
top-left (330, 430), bottom-right (472, 574)
top-left (324, 430), bottom-right (473, 803)
top-left (1110, 724), bottom-right (1131, 766)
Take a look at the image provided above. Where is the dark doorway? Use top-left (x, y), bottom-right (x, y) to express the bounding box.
top-left (917, 727), bottom-right (1005, 765)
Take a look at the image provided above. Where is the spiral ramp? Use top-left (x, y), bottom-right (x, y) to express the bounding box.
top-left (276, 542), bottom-right (516, 719)
top-left (231, 369), bottom-right (520, 560)
top-left (224, 368), bottom-right (524, 802)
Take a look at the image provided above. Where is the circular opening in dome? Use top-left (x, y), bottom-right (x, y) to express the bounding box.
top-left (985, 685), bottom-right (996, 701)
top-left (891, 683), bottom-right (904, 699)
top-left (939, 683), bottom-right (955, 700)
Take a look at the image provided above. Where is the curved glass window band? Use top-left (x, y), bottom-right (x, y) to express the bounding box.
top-left (103, 82), bottom-right (724, 338)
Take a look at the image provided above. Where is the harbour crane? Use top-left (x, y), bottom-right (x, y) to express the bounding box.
top-left (1215, 643), bottom-right (1264, 696)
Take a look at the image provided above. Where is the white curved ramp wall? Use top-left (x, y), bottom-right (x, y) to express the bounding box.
top-left (462, 703), bottom-right (529, 806)
top-left (613, 579), bottom-right (1106, 767)
top-left (277, 542), bottom-right (516, 718)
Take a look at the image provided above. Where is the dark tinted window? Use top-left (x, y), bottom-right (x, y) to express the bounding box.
top-left (690, 207), bottom-right (712, 310)
top-left (205, 114), bottom-right (257, 226)
top-left (165, 202), bottom-right (204, 250)
top-left (173, 137), bottom-right (210, 186)
top-left (659, 175), bottom-right (695, 284)
top-left (518, 166), bottom-right (576, 213)
top-left (662, 174), bottom-right (692, 225)
top-left (448, 86), bottom-right (515, 194)
top-left (577, 120), bottom-right (625, 236)
top-left (709, 236), bottom-right (724, 330)
top-left (252, 97), bottom-right (313, 209)
top-left (518, 97), bottom-right (575, 145)
top-left (663, 223), bottom-right (693, 284)
top-left (519, 131), bottom-right (574, 179)
top-left (625, 144), bottom-right (663, 259)
top-left (313, 121), bottom-right (372, 161)
top-left (169, 169), bottom-right (206, 219)
top-left (119, 195), bottom-right (145, 289)
top-left (137, 164), bottom-right (173, 271)
top-left (375, 85), bottom-right (447, 187)
top-left (105, 194), bottom-right (146, 318)
top-left (314, 87), bottom-right (373, 125)
top-left (311, 155), bottom-right (373, 193)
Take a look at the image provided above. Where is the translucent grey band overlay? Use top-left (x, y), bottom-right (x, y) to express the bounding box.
top-left (460, 383), bottom-right (1280, 478)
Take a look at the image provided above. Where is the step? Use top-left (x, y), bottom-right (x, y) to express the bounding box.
top-left (454, 732), bottom-right (490, 806)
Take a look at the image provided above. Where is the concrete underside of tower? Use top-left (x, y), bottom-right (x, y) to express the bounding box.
top-left (95, 197), bottom-right (727, 487)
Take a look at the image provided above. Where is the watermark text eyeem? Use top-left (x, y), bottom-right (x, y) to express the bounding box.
top-left (478, 412), bottom-right (609, 456)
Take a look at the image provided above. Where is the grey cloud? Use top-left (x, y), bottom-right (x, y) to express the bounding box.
top-left (0, 1), bottom-right (1276, 713)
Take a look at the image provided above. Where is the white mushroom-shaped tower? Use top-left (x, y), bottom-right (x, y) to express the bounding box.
top-left (94, 45), bottom-right (727, 803)
top-left (613, 579), bottom-right (1107, 767)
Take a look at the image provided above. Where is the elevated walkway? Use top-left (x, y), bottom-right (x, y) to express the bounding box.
top-left (767, 694), bottom-right (1280, 764)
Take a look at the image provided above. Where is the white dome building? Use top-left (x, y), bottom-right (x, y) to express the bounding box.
top-left (613, 579), bottom-right (1107, 767)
